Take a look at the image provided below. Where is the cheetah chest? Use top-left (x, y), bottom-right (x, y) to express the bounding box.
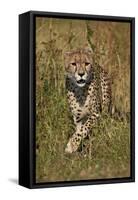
top-left (67, 82), bottom-right (97, 121)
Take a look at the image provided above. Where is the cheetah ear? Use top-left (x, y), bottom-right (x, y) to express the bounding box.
top-left (84, 47), bottom-right (93, 55)
top-left (64, 51), bottom-right (72, 71)
top-left (83, 47), bottom-right (94, 64)
top-left (64, 51), bottom-right (72, 59)
top-left (64, 51), bottom-right (72, 70)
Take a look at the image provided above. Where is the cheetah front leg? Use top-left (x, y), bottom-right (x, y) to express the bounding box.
top-left (65, 113), bottom-right (99, 153)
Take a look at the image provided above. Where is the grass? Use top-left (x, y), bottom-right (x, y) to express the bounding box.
top-left (35, 17), bottom-right (131, 182)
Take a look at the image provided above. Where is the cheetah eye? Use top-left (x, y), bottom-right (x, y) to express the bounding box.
top-left (85, 62), bottom-right (90, 66)
top-left (71, 62), bottom-right (76, 66)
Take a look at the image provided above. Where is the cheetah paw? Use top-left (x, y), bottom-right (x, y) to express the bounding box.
top-left (65, 139), bottom-right (78, 154)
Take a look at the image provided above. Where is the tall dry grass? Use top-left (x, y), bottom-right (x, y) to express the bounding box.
top-left (35, 17), bottom-right (130, 182)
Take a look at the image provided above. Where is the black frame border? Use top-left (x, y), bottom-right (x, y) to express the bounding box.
top-left (19, 11), bottom-right (135, 189)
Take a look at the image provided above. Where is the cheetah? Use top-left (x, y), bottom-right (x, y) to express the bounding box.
top-left (64, 48), bottom-right (112, 153)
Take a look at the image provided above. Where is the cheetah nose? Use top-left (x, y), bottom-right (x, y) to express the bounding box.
top-left (78, 72), bottom-right (85, 77)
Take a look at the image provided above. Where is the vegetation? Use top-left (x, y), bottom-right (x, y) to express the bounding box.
top-left (35, 17), bottom-right (130, 182)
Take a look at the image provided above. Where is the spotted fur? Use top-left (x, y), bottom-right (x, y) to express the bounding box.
top-left (64, 49), bottom-right (112, 153)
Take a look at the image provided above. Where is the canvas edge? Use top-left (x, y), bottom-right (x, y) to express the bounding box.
top-left (19, 10), bottom-right (135, 189)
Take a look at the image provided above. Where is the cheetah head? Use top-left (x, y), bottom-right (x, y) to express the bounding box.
top-left (64, 49), bottom-right (93, 87)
